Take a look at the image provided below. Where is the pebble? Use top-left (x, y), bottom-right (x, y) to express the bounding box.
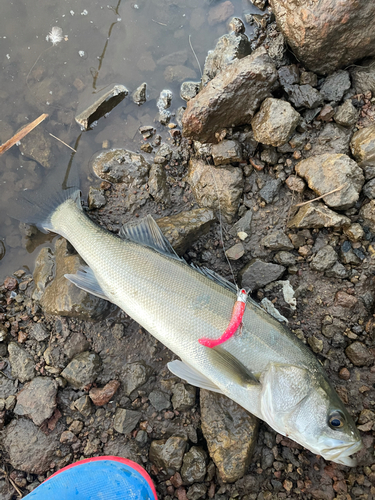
top-left (345, 341), bottom-right (372, 366)
top-left (319, 70), bottom-right (351, 103)
top-left (225, 242), bottom-right (245, 260)
top-left (285, 175), bottom-right (306, 193)
top-left (350, 123), bottom-right (375, 168)
top-left (343, 223), bottom-right (364, 242)
top-left (8, 342), bottom-right (35, 383)
top-left (149, 436), bottom-right (187, 475)
top-left (14, 377), bottom-right (58, 426)
top-left (113, 408), bottom-right (141, 434)
top-left (338, 367), bottom-right (350, 380)
top-left (287, 202), bottom-right (350, 229)
top-left (239, 258), bottom-right (285, 290)
top-left (61, 351), bottom-right (102, 389)
top-left (132, 82), bottom-right (147, 106)
top-left (335, 291), bottom-right (358, 308)
top-left (74, 395), bottom-right (93, 417)
top-left (310, 245), bottom-right (337, 272)
top-left (120, 361), bottom-right (151, 396)
top-left (171, 383), bottom-right (196, 411)
top-left (180, 446), bottom-right (207, 485)
top-left (89, 380), bottom-right (120, 406)
top-left (261, 230), bottom-right (294, 251)
top-left (334, 99), bottom-right (359, 127)
top-left (211, 139), bottom-right (242, 166)
top-left (149, 390), bottom-right (171, 411)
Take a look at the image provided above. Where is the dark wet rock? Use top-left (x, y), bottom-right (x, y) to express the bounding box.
top-left (19, 127), bottom-right (53, 168)
top-left (74, 395), bottom-right (92, 417)
top-left (344, 223), bottom-right (364, 242)
top-left (157, 89), bottom-right (172, 110)
top-left (251, 98), bottom-right (300, 147)
top-left (171, 383), bottom-right (196, 411)
top-left (309, 123), bottom-right (353, 157)
top-left (3, 418), bottom-right (60, 474)
top-left (104, 439), bottom-right (142, 464)
top-left (350, 57), bottom-right (375, 94)
top-left (200, 390), bottom-right (258, 483)
top-left (363, 178), bottom-right (375, 199)
top-left (239, 258), bottom-right (285, 290)
top-left (182, 47), bottom-right (278, 143)
top-left (113, 408), bottom-right (141, 434)
top-left (92, 148), bottom-right (151, 185)
top-left (300, 71), bottom-right (318, 87)
top-left (288, 202), bottom-right (351, 229)
top-left (187, 483), bottom-right (207, 500)
top-left (350, 124), bottom-right (375, 167)
top-left (139, 125), bottom-right (155, 139)
top-left (32, 247), bottom-right (54, 301)
top-left (364, 166), bottom-right (375, 180)
top-left (38, 238), bottom-right (109, 320)
top-left (157, 208), bottom-right (215, 255)
top-left (211, 140), bottom-right (242, 166)
top-left (29, 322), bottom-right (49, 341)
top-left (0, 374), bottom-right (17, 399)
top-left (186, 159), bottom-right (243, 221)
top-left (149, 390), bottom-right (171, 411)
top-left (325, 262), bottom-right (348, 279)
top-left (132, 83), bottom-right (147, 106)
top-left (61, 351), bottom-right (102, 389)
top-left (75, 84), bottom-right (128, 129)
top-left (310, 245), bottom-right (337, 272)
top-left (181, 446), bottom-right (207, 485)
top-left (261, 230), bottom-right (294, 251)
top-left (320, 71), bottom-right (351, 102)
top-left (87, 187), bottom-right (106, 210)
top-left (229, 17), bottom-right (246, 34)
top-left (158, 110), bottom-right (171, 126)
top-left (345, 342), bottom-right (372, 366)
top-left (360, 199), bottom-right (375, 232)
top-left (270, 0), bottom-right (375, 75)
top-left (120, 361), bottom-right (151, 396)
top-left (274, 251), bottom-right (297, 267)
top-left (340, 242), bottom-right (361, 265)
top-left (208, 1), bottom-right (235, 26)
top-left (149, 436), bottom-right (187, 475)
top-left (225, 242), bottom-right (244, 260)
top-left (259, 178), bottom-right (282, 204)
top-left (89, 380), bottom-right (120, 406)
top-left (260, 145), bottom-right (279, 165)
top-left (334, 100), bottom-right (359, 127)
top-left (308, 335), bottom-right (323, 353)
top-left (238, 130), bottom-right (258, 159)
top-left (8, 342), bottom-right (35, 383)
top-left (277, 65), bottom-right (299, 88)
top-left (230, 209), bottom-right (253, 237)
top-left (140, 143), bottom-right (153, 154)
top-left (284, 84), bottom-right (323, 110)
top-left (180, 82), bottom-right (200, 102)
top-left (148, 164), bottom-right (170, 205)
top-left (14, 377), bottom-right (57, 426)
top-left (295, 154), bottom-right (364, 210)
top-left (64, 331), bottom-right (90, 361)
top-left (201, 32), bottom-right (251, 86)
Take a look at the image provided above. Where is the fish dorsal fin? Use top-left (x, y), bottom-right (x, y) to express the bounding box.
top-left (208, 347), bottom-right (260, 387)
top-left (167, 360), bottom-right (224, 394)
top-left (118, 215), bottom-right (183, 261)
top-left (65, 266), bottom-right (111, 302)
top-left (189, 264), bottom-right (238, 294)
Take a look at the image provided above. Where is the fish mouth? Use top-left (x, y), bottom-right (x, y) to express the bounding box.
top-left (320, 439), bottom-right (363, 466)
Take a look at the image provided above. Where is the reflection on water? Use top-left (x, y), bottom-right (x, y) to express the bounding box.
top-left (0, 0), bottom-right (252, 280)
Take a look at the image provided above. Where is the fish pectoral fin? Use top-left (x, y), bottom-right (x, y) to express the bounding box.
top-left (65, 266), bottom-right (110, 302)
top-left (167, 360), bottom-right (224, 394)
top-left (209, 346), bottom-right (260, 387)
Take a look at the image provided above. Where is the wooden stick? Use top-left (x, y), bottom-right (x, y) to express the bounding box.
top-left (49, 133), bottom-right (77, 152)
top-left (0, 113), bottom-right (48, 155)
top-left (294, 183), bottom-right (347, 207)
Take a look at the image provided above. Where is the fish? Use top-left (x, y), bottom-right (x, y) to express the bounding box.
top-left (19, 172), bottom-right (362, 466)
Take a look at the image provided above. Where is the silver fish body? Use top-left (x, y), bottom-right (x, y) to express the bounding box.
top-left (44, 195), bottom-right (362, 466)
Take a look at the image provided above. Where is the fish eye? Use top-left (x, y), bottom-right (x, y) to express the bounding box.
top-left (328, 411), bottom-right (345, 429)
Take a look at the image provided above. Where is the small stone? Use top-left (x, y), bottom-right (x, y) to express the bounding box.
top-left (334, 100), bottom-right (359, 127)
top-left (29, 323), bottom-right (49, 341)
top-left (345, 342), bottom-right (372, 366)
top-left (140, 143), bottom-right (153, 154)
top-left (171, 383), bottom-right (196, 411)
top-left (320, 71), bottom-right (351, 103)
top-left (87, 187), bottom-right (106, 210)
top-left (60, 430), bottom-right (77, 444)
top-left (180, 446), bottom-right (207, 485)
top-left (149, 390), bottom-right (171, 411)
top-left (299, 71), bottom-right (317, 87)
top-left (148, 164), bottom-right (170, 205)
top-left (310, 245), bottom-right (337, 272)
top-left (335, 291), bottom-right (358, 308)
top-left (4, 276), bottom-right (17, 290)
top-left (277, 65), bottom-right (300, 87)
top-left (211, 140), bottom-right (242, 165)
top-left (287, 202), bottom-right (351, 229)
top-left (284, 84), bottom-right (324, 109)
top-left (230, 210), bottom-right (253, 236)
top-left (132, 83), bottom-right (147, 106)
top-left (338, 368), bottom-right (350, 380)
top-left (61, 351), bottom-right (102, 389)
top-left (239, 259), bottom-right (285, 291)
top-left (308, 335), bottom-right (323, 353)
top-left (261, 230), bottom-right (294, 251)
top-left (274, 251), bottom-right (297, 267)
top-left (74, 396), bottom-right (92, 417)
top-left (89, 380), bottom-right (120, 406)
top-left (343, 223), bottom-right (364, 242)
top-left (8, 342), bottom-right (35, 383)
top-left (259, 178), bottom-right (282, 204)
top-left (285, 175), bottom-right (306, 193)
top-left (316, 104), bottom-right (335, 122)
top-left (120, 361), bottom-right (151, 396)
top-left (149, 436), bottom-right (187, 475)
top-left (325, 262), bottom-right (348, 279)
top-left (14, 377), bottom-right (57, 426)
top-left (180, 82), bottom-right (200, 102)
top-left (350, 124), bottom-right (375, 168)
top-left (69, 420), bottom-right (84, 435)
top-left (360, 199), bottom-right (375, 232)
top-left (113, 408), bottom-right (141, 434)
top-left (363, 178), bottom-right (375, 199)
top-left (225, 242), bottom-right (244, 260)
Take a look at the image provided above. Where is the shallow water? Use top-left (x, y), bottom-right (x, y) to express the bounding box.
top-left (0, 0), bottom-right (258, 280)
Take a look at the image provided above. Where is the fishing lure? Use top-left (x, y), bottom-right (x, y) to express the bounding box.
top-left (198, 288), bottom-right (248, 348)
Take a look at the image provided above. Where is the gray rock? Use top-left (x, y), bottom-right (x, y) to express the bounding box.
top-left (186, 159), bottom-right (243, 221)
top-left (164, 65), bottom-right (197, 84)
top-left (154, 143), bottom-right (173, 165)
top-left (132, 83), bottom-right (147, 106)
top-left (284, 84), bottom-right (324, 109)
top-left (149, 390), bottom-right (171, 411)
top-left (325, 261), bottom-right (348, 279)
top-left (350, 58), bottom-right (375, 94)
top-left (260, 146), bottom-right (279, 165)
top-left (156, 208), bottom-right (215, 255)
top-left (113, 408), bottom-right (141, 434)
top-left (307, 123), bottom-right (353, 157)
top-left (182, 47), bottom-right (278, 143)
top-left (61, 351), bottom-right (102, 389)
top-left (345, 342), bottom-right (372, 366)
top-left (74, 395), bottom-right (92, 417)
top-left (363, 178), bottom-right (375, 199)
top-left (295, 153), bottom-right (364, 210)
top-left (344, 223), bottom-right (364, 242)
top-left (3, 418), bottom-right (60, 474)
top-left (75, 84), bottom-right (128, 129)
top-left (14, 377), bottom-right (57, 426)
top-left (364, 166), bottom-right (375, 180)
top-left (269, 0), bottom-right (375, 75)
top-left (19, 127), bottom-right (53, 168)
top-left (277, 65), bottom-right (300, 88)
top-left (8, 342), bottom-right (35, 383)
top-left (149, 436), bottom-right (187, 475)
top-left (87, 187), bottom-right (106, 210)
top-left (157, 89), bottom-right (172, 111)
top-left (251, 98), bottom-right (301, 147)
top-left (200, 390), bottom-right (258, 483)
top-left (288, 202), bottom-right (351, 229)
top-left (187, 483), bottom-right (208, 500)
top-left (29, 322), bottom-right (49, 341)
top-left (340, 242), bottom-right (362, 265)
top-left (211, 140), bottom-right (242, 166)
top-left (310, 245), bottom-right (337, 272)
top-left (64, 331), bottom-right (90, 361)
top-left (148, 164), bottom-right (170, 205)
top-left (360, 199), bottom-right (375, 232)
top-left (274, 251), bottom-right (297, 266)
top-left (320, 71), bottom-right (351, 102)
top-left (0, 374), bottom-right (17, 399)
top-left (230, 210), bottom-right (253, 238)
top-left (334, 100), bottom-right (359, 127)
top-left (201, 32), bottom-right (252, 86)
top-left (350, 124), bottom-right (375, 168)
top-left (32, 247), bottom-right (54, 301)
top-left (239, 258), bottom-right (285, 290)
top-left (180, 81), bottom-right (200, 102)
top-left (259, 178), bottom-right (282, 204)
top-left (172, 383), bottom-right (196, 411)
top-left (181, 446), bottom-right (207, 485)
top-left (225, 242), bottom-right (244, 260)
top-left (92, 148), bottom-right (151, 186)
top-left (239, 130), bottom-right (258, 159)
top-left (104, 439), bottom-right (141, 465)
top-left (300, 71), bottom-right (318, 87)
top-left (261, 230), bottom-right (294, 251)
top-left (120, 361), bottom-right (151, 396)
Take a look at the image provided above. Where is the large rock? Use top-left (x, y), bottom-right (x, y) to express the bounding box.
top-left (269, 0), bottom-right (375, 75)
top-left (92, 148), bottom-right (151, 186)
top-left (307, 123), bottom-right (353, 157)
top-left (295, 154), bottom-right (364, 210)
top-left (149, 436), bottom-right (187, 476)
top-left (239, 259), bottom-right (285, 290)
top-left (156, 208), bottom-right (215, 255)
top-left (182, 47), bottom-right (278, 143)
top-left (350, 124), bottom-right (375, 168)
top-left (251, 98), bottom-right (300, 147)
top-left (14, 377), bottom-right (58, 426)
top-left (200, 390), bottom-right (258, 483)
top-left (186, 159), bottom-right (243, 221)
top-left (350, 58), bottom-right (375, 94)
top-left (288, 202), bottom-right (351, 229)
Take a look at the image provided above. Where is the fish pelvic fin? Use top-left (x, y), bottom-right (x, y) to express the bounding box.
top-left (167, 360), bottom-right (224, 394)
top-left (65, 266), bottom-right (110, 302)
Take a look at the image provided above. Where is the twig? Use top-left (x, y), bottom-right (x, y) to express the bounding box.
top-left (151, 19), bottom-right (167, 26)
top-left (294, 184), bottom-right (347, 207)
top-left (0, 114), bottom-right (48, 155)
top-left (49, 133), bottom-right (77, 152)
top-left (189, 35), bottom-right (202, 78)
top-left (8, 476), bottom-right (23, 498)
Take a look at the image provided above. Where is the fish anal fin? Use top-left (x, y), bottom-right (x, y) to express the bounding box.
top-left (167, 360), bottom-right (224, 394)
top-left (65, 266), bottom-right (110, 302)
